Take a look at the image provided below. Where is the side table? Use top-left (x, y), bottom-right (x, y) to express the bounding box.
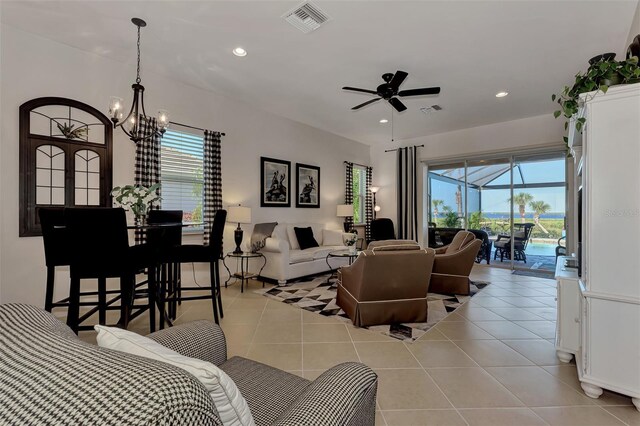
top-left (222, 252), bottom-right (267, 293)
top-left (325, 249), bottom-right (360, 284)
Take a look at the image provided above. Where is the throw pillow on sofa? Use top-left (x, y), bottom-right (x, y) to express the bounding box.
top-left (95, 325), bottom-right (255, 426)
top-left (323, 229), bottom-right (345, 246)
top-left (250, 222), bottom-right (278, 252)
top-left (294, 226), bottom-right (319, 250)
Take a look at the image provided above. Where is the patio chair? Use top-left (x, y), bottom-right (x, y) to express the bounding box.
top-left (555, 236), bottom-right (566, 263)
top-left (427, 227), bottom-right (491, 264)
top-left (493, 223), bottom-right (535, 263)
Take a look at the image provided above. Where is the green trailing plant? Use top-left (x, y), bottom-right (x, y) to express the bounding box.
top-left (552, 54), bottom-right (640, 148)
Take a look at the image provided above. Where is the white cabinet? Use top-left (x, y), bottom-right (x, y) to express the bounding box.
top-left (555, 259), bottom-right (581, 363)
top-left (556, 83), bottom-right (640, 411)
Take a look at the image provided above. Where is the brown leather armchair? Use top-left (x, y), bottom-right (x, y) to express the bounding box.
top-left (336, 241), bottom-right (435, 327)
top-left (430, 231), bottom-right (481, 295)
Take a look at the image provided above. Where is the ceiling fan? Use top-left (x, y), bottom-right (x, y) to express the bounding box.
top-left (342, 70), bottom-right (440, 112)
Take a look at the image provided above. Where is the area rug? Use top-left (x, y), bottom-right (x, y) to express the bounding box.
top-left (255, 274), bottom-right (489, 342)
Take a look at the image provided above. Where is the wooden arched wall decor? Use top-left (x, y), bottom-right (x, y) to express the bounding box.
top-left (19, 97), bottom-right (113, 236)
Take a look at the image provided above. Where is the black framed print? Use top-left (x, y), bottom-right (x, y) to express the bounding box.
top-left (296, 163), bottom-right (320, 208)
top-left (261, 157), bottom-right (291, 207)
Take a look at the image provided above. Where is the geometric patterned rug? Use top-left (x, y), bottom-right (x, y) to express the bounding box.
top-left (255, 274), bottom-right (489, 342)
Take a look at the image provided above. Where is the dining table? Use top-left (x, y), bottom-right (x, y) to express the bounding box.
top-left (52, 220), bottom-right (207, 331)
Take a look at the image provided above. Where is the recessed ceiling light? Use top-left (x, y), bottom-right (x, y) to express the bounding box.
top-left (232, 47), bottom-right (247, 57)
top-left (379, 119), bottom-right (388, 124)
top-left (495, 91), bottom-right (509, 98)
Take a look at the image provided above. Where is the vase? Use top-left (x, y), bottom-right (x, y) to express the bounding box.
top-left (135, 215), bottom-right (147, 226)
top-left (348, 245), bottom-right (356, 255)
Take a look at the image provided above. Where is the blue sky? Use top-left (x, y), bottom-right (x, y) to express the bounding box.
top-left (429, 159), bottom-right (566, 215)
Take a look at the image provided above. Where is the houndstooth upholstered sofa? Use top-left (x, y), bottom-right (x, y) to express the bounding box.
top-left (0, 304), bottom-right (378, 425)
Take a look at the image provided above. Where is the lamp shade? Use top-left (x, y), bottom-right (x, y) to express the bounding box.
top-left (369, 186), bottom-right (380, 193)
top-left (336, 204), bottom-right (353, 217)
top-left (228, 205), bottom-right (252, 224)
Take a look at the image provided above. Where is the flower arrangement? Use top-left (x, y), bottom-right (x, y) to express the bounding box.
top-left (110, 183), bottom-right (161, 221)
top-left (344, 234), bottom-right (358, 247)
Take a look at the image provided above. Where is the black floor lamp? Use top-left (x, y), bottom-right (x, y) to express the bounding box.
top-left (370, 186), bottom-right (380, 219)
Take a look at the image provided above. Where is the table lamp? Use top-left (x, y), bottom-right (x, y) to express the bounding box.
top-left (337, 204), bottom-right (353, 232)
top-left (228, 205), bottom-right (252, 254)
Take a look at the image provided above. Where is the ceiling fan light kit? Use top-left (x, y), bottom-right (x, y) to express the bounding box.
top-left (342, 70), bottom-right (440, 112)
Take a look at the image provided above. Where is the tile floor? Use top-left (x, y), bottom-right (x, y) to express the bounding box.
top-left (77, 265), bottom-right (640, 426)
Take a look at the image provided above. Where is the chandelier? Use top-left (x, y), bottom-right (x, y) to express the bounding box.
top-left (108, 18), bottom-right (169, 143)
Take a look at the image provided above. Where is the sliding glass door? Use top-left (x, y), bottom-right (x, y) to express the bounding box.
top-left (427, 162), bottom-right (465, 229)
top-left (510, 154), bottom-right (566, 271)
top-left (426, 152), bottom-right (566, 272)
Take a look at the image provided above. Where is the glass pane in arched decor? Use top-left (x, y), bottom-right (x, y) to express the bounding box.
top-left (35, 145), bottom-right (65, 205)
top-left (74, 149), bottom-right (101, 206)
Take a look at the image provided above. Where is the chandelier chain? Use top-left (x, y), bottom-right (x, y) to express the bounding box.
top-left (136, 25), bottom-right (141, 84)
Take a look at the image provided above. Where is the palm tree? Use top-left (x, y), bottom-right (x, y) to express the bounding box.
top-left (510, 192), bottom-right (534, 223)
top-left (432, 199), bottom-right (444, 218)
top-left (529, 200), bottom-right (551, 234)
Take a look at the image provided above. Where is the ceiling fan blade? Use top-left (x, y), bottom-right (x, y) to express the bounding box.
top-left (342, 86), bottom-right (378, 95)
top-left (398, 87), bottom-right (441, 97)
top-left (388, 71), bottom-right (408, 91)
top-left (352, 98), bottom-right (382, 110)
top-left (388, 97), bottom-right (407, 112)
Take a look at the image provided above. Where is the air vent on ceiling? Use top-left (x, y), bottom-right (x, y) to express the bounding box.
top-left (283, 2), bottom-right (331, 33)
top-left (420, 105), bottom-right (443, 114)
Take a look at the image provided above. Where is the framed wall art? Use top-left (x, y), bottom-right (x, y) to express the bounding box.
top-left (296, 163), bottom-right (320, 208)
top-left (261, 157), bottom-right (291, 207)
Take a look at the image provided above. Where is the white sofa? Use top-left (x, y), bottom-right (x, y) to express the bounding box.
top-left (259, 223), bottom-right (354, 285)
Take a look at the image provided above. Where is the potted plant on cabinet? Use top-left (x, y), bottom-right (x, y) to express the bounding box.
top-left (552, 53), bottom-right (640, 150)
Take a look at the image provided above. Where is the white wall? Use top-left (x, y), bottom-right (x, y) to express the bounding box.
top-left (0, 25), bottom-right (369, 306)
top-left (628, 1), bottom-right (640, 50)
top-left (371, 114), bottom-right (565, 245)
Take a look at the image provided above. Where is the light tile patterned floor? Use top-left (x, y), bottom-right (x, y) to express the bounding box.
top-left (78, 265), bottom-right (640, 426)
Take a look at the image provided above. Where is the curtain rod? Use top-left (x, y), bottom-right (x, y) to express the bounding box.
top-left (170, 121), bottom-right (226, 136)
top-left (343, 160), bottom-right (370, 168)
top-left (384, 144), bottom-right (424, 153)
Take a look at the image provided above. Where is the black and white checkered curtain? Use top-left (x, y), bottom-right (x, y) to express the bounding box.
top-left (134, 116), bottom-right (161, 244)
top-left (344, 162), bottom-right (354, 232)
top-left (397, 146), bottom-right (419, 241)
top-left (203, 130), bottom-right (223, 246)
top-left (364, 166), bottom-right (373, 241)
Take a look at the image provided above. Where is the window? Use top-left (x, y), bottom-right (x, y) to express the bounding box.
top-left (352, 165), bottom-right (367, 224)
top-left (20, 97), bottom-right (113, 236)
top-left (74, 149), bottom-right (101, 206)
top-left (160, 129), bottom-right (204, 227)
top-left (35, 145), bottom-right (65, 206)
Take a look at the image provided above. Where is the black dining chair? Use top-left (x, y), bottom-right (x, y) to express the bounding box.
top-left (39, 207), bottom-right (70, 312)
top-left (369, 218), bottom-right (396, 243)
top-left (157, 209), bottom-right (227, 328)
top-left (64, 207), bottom-right (156, 334)
top-left (147, 209), bottom-right (183, 321)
